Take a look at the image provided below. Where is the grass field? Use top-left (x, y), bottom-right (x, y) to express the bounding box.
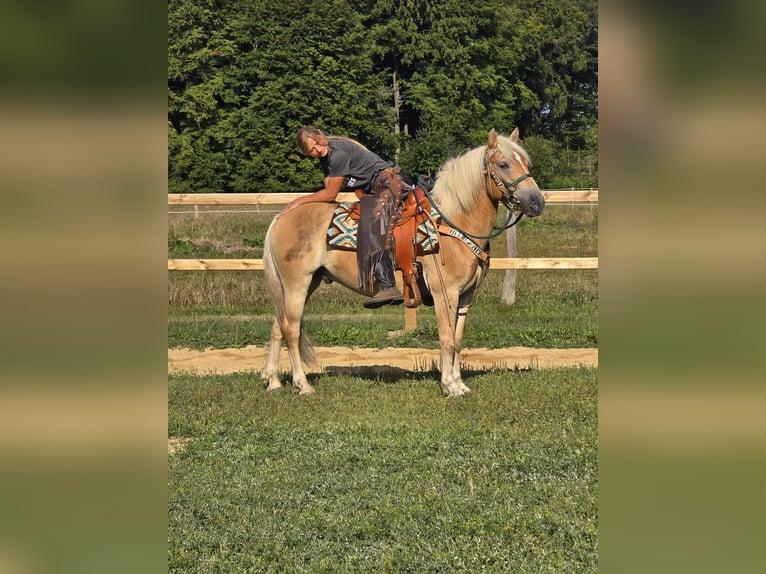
top-left (169, 366), bottom-right (598, 573)
top-left (168, 201), bottom-right (598, 571)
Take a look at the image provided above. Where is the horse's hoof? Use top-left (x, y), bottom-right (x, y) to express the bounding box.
top-left (443, 386), bottom-right (472, 398)
top-left (264, 385), bottom-right (283, 395)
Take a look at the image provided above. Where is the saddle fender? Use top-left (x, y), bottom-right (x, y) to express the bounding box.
top-left (391, 185), bottom-right (434, 308)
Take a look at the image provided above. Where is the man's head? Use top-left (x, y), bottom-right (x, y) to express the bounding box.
top-left (296, 126), bottom-right (329, 157)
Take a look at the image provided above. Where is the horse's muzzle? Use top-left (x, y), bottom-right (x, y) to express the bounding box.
top-left (516, 188), bottom-right (545, 217)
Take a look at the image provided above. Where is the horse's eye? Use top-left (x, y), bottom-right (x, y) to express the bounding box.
top-left (498, 161), bottom-right (510, 170)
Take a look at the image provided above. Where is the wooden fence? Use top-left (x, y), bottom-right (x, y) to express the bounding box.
top-left (168, 190), bottom-right (597, 207)
top-left (168, 190), bottom-right (598, 329)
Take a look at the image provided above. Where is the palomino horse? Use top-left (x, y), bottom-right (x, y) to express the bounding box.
top-left (261, 128), bottom-right (545, 397)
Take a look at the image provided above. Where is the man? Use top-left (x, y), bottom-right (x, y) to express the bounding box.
top-left (281, 126), bottom-right (412, 308)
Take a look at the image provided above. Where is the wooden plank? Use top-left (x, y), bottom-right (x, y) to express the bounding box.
top-left (489, 257), bottom-right (598, 269)
top-left (502, 224), bottom-right (517, 304)
top-left (168, 192), bottom-right (359, 205)
top-left (542, 190), bottom-right (598, 203)
top-left (168, 259), bottom-right (265, 270)
top-left (404, 306), bottom-right (417, 331)
top-left (168, 190), bottom-right (597, 205)
top-left (168, 257), bottom-right (597, 271)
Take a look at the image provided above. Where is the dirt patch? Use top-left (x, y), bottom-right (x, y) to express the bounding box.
top-left (168, 345), bottom-right (597, 375)
top-left (168, 436), bottom-right (191, 455)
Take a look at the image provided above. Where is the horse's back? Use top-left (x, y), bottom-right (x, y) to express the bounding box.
top-left (265, 202), bottom-right (338, 269)
top-left (265, 202), bottom-right (366, 295)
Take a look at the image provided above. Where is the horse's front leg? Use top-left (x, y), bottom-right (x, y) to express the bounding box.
top-left (436, 292), bottom-right (472, 398)
top-left (261, 316), bottom-right (284, 393)
top-left (440, 304), bottom-right (472, 398)
top-left (453, 304), bottom-right (472, 391)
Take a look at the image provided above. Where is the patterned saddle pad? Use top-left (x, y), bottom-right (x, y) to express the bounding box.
top-left (326, 202), bottom-right (439, 253)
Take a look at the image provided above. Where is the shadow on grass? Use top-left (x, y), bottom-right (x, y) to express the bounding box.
top-left (308, 363), bottom-right (532, 384)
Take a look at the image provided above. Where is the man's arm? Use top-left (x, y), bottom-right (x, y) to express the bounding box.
top-left (278, 176), bottom-right (344, 217)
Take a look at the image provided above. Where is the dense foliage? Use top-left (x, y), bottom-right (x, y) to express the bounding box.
top-left (168, 0), bottom-right (597, 193)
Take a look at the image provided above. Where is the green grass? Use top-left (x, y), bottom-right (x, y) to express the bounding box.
top-left (168, 205), bottom-right (597, 350)
top-left (168, 205), bottom-right (598, 571)
top-left (169, 366), bottom-right (598, 573)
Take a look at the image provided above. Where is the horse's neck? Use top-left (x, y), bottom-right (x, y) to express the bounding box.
top-left (440, 192), bottom-right (499, 240)
top-left (433, 150), bottom-right (499, 238)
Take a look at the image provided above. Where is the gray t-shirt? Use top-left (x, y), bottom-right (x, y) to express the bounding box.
top-left (320, 138), bottom-right (392, 192)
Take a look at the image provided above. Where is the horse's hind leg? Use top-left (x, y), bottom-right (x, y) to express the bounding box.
top-left (282, 274), bottom-right (323, 397)
top-left (261, 316), bottom-right (284, 393)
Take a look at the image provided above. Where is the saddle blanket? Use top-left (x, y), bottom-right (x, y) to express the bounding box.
top-left (326, 202), bottom-right (439, 253)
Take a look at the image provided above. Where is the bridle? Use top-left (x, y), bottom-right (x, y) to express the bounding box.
top-left (422, 145), bottom-right (533, 241)
top-left (484, 145), bottom-right (533, 212)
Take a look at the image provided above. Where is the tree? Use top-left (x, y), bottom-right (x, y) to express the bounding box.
top-left (502, 0), bottom-right (598, 145)
top-left (168, 0), bottom-right (598, 192)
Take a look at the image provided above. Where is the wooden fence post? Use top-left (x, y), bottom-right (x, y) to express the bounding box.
top-left (404, 306), bottom-right (417, 332)
top-left (502, 224), bottom-right (517, 305)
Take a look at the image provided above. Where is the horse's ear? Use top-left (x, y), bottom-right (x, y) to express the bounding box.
top-left (510, 127), bottom-right (519, 142)
top-left (488, 128), bottom-right (498, 149)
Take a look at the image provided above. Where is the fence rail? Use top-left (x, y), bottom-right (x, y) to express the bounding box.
top-left (167, 190), bottom-right (598, 271)
top-left (168, 191), bottom-right (598, 330)
top-left (168, 189), bottom-right (597, 206)
top-left (168, 192), bottom-right (597, 270)
top-left (167, 257), bottom-right (598, 271)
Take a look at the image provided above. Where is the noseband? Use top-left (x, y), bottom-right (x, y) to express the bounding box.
top-left (484, 146), bottom-right (533, 211)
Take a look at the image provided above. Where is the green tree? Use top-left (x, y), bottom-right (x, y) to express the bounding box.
top-left (168, 0), bottom-right (598, 192)
top-left (504, 0), bottom-right (598, 145)
top-left (227, 0), bottom-right (392, 192)
top-left (168, 0), bottom-right (244, 191)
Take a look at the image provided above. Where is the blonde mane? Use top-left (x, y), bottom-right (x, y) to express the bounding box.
top-left (431, 135), bottom-right (530, 218)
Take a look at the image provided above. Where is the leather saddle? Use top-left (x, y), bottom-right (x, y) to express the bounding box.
top-left (346, 183), bottom-right (437, 308)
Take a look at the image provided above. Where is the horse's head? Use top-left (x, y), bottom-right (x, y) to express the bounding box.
top-left (485, 128), bottom-right (545, 218)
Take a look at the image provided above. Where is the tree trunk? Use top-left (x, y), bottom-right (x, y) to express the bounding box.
top-left (393, 67), bottom-right (400, 161)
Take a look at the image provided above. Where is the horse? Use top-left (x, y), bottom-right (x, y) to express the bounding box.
top-left (261, 128), bottom-right (545, 397)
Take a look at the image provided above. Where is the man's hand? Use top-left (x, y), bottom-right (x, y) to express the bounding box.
top-left (276, 201), bottom-right (299, 218)
top-left (275, 178), bottom-right (342, 218)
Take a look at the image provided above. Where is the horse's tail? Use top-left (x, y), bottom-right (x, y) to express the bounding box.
top-left (263, 219), bottom-right (318, 368)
